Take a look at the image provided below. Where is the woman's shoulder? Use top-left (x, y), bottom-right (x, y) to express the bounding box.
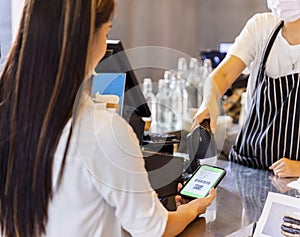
top-left (94, 109), bottom-right (135, 135)
top-left (72, 92), bottom-right (138, 140)
top-left (82, 107), bottom-right (141, 152)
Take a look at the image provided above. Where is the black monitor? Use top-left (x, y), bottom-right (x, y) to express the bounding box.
top-left (198, 50), bottom-right (226, 69)
top-left (95, 40), bottom-right (151, 143)
top-left (95, 40), bottom-right (151, 118)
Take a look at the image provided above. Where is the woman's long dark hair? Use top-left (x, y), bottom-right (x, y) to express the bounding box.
top-left (0, 0), bottom-right (114, 236)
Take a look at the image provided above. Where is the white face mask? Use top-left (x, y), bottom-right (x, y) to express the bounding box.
top-left (267, 0), bottom-right (300, 22)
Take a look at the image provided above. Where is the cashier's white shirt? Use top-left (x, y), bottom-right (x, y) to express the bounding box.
top-left (44, 95), bottom-right (168, 237)
top-left (228, 12), bottom-right (300, 112)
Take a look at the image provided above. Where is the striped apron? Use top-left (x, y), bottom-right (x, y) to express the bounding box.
top-left (229, 21), bottom-right (300, 169)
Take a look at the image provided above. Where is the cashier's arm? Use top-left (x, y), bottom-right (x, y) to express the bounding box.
top-left (209, 54), bottom-right (247, 96)
top-left (192, 55), bottom-right (247, 130)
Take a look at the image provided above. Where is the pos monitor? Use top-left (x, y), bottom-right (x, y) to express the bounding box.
top-left (95, 39), bottom-right (151, 144)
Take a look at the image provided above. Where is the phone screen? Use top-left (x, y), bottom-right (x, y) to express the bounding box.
top-left (180, 165), bottom-right (226, 199)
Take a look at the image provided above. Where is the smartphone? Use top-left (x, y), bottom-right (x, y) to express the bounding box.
top-left (180, 165), bottom-right (226, 199)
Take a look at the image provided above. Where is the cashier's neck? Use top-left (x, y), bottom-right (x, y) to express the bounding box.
top-left (282, 19), bottom-right (300, 45)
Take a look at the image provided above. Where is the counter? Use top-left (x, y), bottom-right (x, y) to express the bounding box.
top-left (143, 124), bottom-right (299, 236)
top-left (177, 159), bottom-right (300, 236)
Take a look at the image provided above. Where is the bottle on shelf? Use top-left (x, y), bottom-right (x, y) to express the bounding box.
top-left (142, 78), bottom-right (157, 131)
top-left (197, 59), bottom-right (212, 107)
top-left (203, 58), bottom-right (213, 76)
top-left (186, 57), bottom-right (200, 109)
top-left (177, 57), bottom-right (189, 113)
top-left (168, 74), bottom-right (183, 131)
top-left (177, 57), bottom-right (188, 78)
top-left (163, 70), bottom-right (172, 94)
top-left (176, 72), bottom-right (188, 120)
top-left (155, 79), bottom-right (170, 132)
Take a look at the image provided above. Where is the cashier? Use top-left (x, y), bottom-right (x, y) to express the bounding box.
top-left (193, 0), bottom-right (300, 178)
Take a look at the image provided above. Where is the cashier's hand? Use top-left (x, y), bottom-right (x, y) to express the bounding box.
top-left (192, 75), bottom-right (221, 133)
top-left (192, 102), bottom-right (218, 134)
top-left (269, 158), bottom-right (300, 178)
top-left (175, 183), bottom-right (215, 215)
top-left (191, 105), bottom-right (209, 131)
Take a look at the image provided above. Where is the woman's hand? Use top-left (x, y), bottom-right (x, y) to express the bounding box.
top-left (163, 183), bottom-right (215, 236)
top-left (175, 183), bottom-right (215, 215)
top-left (175, 183), bottom-right (189, 207)
top-left (269, 158), bottom-right (300, 178)
top-left (177, 189), bottom-right (215, 216)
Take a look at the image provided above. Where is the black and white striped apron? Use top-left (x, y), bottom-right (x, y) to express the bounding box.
top-left (229, 21), bottom-right (300, 169)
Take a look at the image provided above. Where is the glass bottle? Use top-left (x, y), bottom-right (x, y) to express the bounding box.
top-left (186, 58), bottom-right (199, 109)
top-left (168, 75), bottom-right (183, 131)
top-left (156, 79), bottom-right (170, 132)
top-left (142, 78), bottom-right (157, 130)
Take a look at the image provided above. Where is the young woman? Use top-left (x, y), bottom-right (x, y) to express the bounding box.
top-left (0, 0), bottom-right (214, 236)
top-left (193, 0), bottom-right (300, 177)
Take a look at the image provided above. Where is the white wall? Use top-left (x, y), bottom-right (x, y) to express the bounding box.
top-left (0, 0), bottom-right (11, 66)
top-left (0, 0), bottom-right (24, 68)
top-left (110, 0), bottom-right (268, 56)
top-left (1, 0), bottom-right (268, 71)
top-left (11, 0), bottom-right (25, 40)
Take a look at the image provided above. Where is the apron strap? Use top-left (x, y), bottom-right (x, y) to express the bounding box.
top-left (256, 21), bottom-right (284, 85)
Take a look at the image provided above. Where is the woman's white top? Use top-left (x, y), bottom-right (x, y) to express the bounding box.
top-left (228, 12), bottom-right (300, 112)
top-left (45, 95), bottom-right (168, 237)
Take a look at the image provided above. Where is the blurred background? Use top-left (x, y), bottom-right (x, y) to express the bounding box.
top-left (110, 0), bottom-right (267, 55)
top-left (0, 0), bottom-right (269, 161)
top-left (0, 0), bottom-right (268, 71)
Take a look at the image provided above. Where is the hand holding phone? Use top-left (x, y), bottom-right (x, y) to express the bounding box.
top-left (180, 165), bottom-right (226, 199)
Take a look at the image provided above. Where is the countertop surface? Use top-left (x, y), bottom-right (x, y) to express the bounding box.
top-left (144, 124), bottom-right (300, 236)
top-left (177, 159), bottom-right (300, 236)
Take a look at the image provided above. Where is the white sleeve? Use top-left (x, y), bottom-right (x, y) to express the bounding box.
top-left (75, 108), bottom-right (168, 237)
top-left (227, 14), bottom-right (261, 66)
top-left (227, 13), bottom-right (279, 67)
top-left (95, 180), bottom-right (168, 237)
